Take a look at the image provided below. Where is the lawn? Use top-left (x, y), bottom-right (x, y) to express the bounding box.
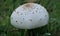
top-left (0, 0), bottom-right (60, 36)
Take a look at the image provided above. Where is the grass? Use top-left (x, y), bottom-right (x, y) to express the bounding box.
top-left (0, 0), bottom-right (60, 36)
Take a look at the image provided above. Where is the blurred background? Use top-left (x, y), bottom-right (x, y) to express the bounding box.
top-left (0, 0), bottom-right (60, 36)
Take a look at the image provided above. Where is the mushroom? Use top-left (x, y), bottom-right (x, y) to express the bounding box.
top-left (10, 3), bottom-right (49, 29)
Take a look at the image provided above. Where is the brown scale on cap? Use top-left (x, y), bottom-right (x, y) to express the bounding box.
top-left (32, 12), bottom-right (34, 14)
top-left (23, 18), bottom-right (24, 20)
top-left (23, 3), bottom-right (33, 9)
top-left (20, 13), bottom-right (23, 15)
top-left (21, 22), bottom-right (23, 24)
top-left (24, 0), bottom-right (37, 3)
top-left (40, 18), bottom-right (42, 20)
top-left (16, 12), bottom-right (19, 14)
top-left (45, 15), bottom-right (47, 17)
top-left (29, 19), bottom-right (32, 22)
top-left (16, 21), bottom-right (17, 22)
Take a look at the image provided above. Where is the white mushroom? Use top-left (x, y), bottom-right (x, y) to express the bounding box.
top-left (10, 3), bottom-right (49, 29)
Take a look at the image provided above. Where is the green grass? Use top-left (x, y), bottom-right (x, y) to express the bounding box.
top-left (0, 0), bottom-right (60, 36)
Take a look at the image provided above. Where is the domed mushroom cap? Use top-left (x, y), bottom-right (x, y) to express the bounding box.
top-left (10, 3), bottom-right (49, 29)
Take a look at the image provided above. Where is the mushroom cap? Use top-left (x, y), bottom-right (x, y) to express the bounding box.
top-left (10, 3), bottom-right (49, 29)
